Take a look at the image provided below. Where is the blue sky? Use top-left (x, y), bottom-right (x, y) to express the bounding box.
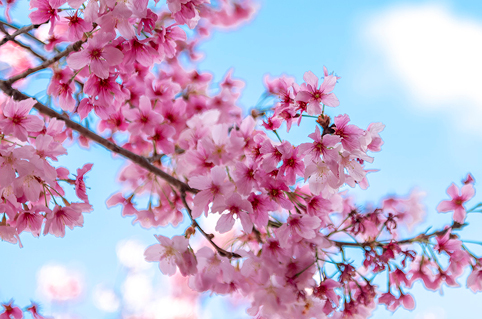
top-left (2, 0), bottom-right (482, 318)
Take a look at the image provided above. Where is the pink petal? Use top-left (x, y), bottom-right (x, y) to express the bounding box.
top-left (303, 71), bottom-right (318, 88)
top-left (453, 207), bottom-right (467, 223)
top-left (437, 200), bottom-right (456, 212)
top-left (215, 213), bottom-right (235, 233)
top-left (103, 46), bottom-right (124, 66)
top-left (321, 93), bottom-right (340, 107)
top-left (446, 183), bottom-right (459, 198)
top-left (460, 184), bottom-right (475, 201)
top-left (90, 59), bottom-right (110, 79)
top-left (67, 51), bottom-right (89, 70)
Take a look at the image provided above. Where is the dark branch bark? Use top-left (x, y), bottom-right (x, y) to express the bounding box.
top-left (4, 40), bottom-right (84, 85)
top-left (0, 81), bottom-right (197, 194)
top-left (0, 22), bottom-right (41, 46)
top-left (180, 189), bottom-right (241, 259)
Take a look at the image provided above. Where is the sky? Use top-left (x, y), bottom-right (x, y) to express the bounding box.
top-left (1, 0), bottom-right (482, 318)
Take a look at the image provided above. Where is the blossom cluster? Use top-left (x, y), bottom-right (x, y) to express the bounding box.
top-left (0, 1), bottom-right (481, 319)
top-left (0, 97), bottom-right (92, 244)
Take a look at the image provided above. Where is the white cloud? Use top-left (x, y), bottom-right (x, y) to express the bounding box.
top-left (365, 4), bottom-right (482, 133)
top-left (414, 307), bottom-right (446, 319)
top-left (36, 264), bottom-right (83, 302)
top-left (122, 273), bottom-right (153, 311)
top-left (116, 239), bottom-right (151, 271)
top-left (92, 285), bottom-right (120, 313)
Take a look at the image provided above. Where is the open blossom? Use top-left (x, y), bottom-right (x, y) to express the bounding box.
top-left (212, 193), bottom-right (253, 234)
top-left (189, 166), bottom-right (235, 218)
top-left (295, 70), bottom-right (339, 115)
top-left (43, 204), bottom-right (91, 237)
top-left (434, 228), bottom-right (462, 254)
top-left (67, 32), bottom-right (124, 79)
top-left (75, 163), bottom-right (93, 202)
top-left (167, 0), bottom-right (208, 29)
top-left (437, 183), bottom-right (475, 223)
top-left (0, 98), bottom-right (43, 141)
top-left (467, 262), bottom-right (482, 292)
top-left (124, 95), bottom-right (164, 136)
top-left (15, 205), bottom-right (49, 237)
top-left (29, 0), bottom-right (66, 34)
top-left (144, 235), bottom-right (197, 276)
top-left (0, 301), bottom-right (23, 319)
top-left (65, 11), bottom-right (90, 41)
top-left (26, 302), bottom-right (50, 319)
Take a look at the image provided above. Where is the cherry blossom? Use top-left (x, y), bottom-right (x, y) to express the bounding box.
top-left (0, 98), bottom-right (43, 141)
top-left (0, 1), bottom-right (481, 319)
top-left (437, 183), bottom-right (475, 223)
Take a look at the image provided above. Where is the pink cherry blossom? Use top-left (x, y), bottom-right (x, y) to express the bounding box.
top-left (467, 263), bottom-right (482, 292)
top-left (0, 98), bottom-right (43, 142)
top-left (43, 204), bottom-right (90, 237)
top-left (145, 235), bottom-right (197, 276)
top-left (74, 163), bottom-right (93, 202)
top-left (29, 0), bottom-right (66, 34)
top-left (67, 32), bottom-right (124, 79)
top-left (212, 193), bottom-right (253, 233)
top-left (296, 70), bottom-right (339, 115)
top-left (124, 95), bottom-right (164, 136)
top-left (188, 166), bottom-right (234, 218)
top-left (437, 183), bottom-right (475, 223)
top-left (26, 303), bottom-right (51, 319)
top-left (0, 301), bottom-right (23, 319)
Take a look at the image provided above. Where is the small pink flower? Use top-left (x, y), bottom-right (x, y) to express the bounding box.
top-left (0, 301), bottom-right (22, 319)
top-left (65, 11), bottom-right (90, 41)
top-left (75, 163), bottom-right (93, 202)
top-left (295, 70), bottom-right (339, 115)
top-left (124, 95), bottom-right (164, 136)
top-left (43, 205), bottom-right (86, 237)
top-left (29, 0), bottom-right (66, 34)
top-left (67, 32), bottom-right (124, 79)
top-left (26, 302), bottom-right (52, 319)
top-left (189, 166), bottom-right (234, 218)
top-left (434, 228), bottom-right (462, 254)
top-left (389, 268), bottom-right (410, 288)
top-left (333, 114), bottom-right (364, 152)
top-left (467, 262), bottom-right (482, 292)
top-left (15, 205), bottom-right (49, 237)
top-left (437, 183), bottom-right (475, 223)
top-left (212, 193), bottom-right (253, 234)
top-left (0, 98), bottom-right (43, 141)
top-left (144, 235), bottom-right (197, 276)
top-left (299, 126), bottom-right (341, 164)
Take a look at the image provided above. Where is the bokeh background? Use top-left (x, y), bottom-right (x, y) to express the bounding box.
top-left (1, 0), bottom-right (482, 318)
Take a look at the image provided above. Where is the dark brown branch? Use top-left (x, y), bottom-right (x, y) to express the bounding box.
top-left (0, 22), bottom-right (41, 46)
top-left (0, 25), bottom-right (47, 61)
top-left (179, 189), bottom-right (241, 259)
top-left (0, 20), bottom-right (61, 53)
top-left (5, 40), bottom-right (85, 85)
top-left (0, 82), bottom-right (197, 194)
top-left (332, 222), bottom-right (466, 248)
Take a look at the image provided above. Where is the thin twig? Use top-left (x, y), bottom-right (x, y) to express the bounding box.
top-left (5, 40), bottom-right (85, 85)
top-left (0, 82), bottom-right (197, 194)
top-left (180, 188), bottom-right (241, 259)
top-left (0, 20), bottom-right (61, 53)
top-left (0, 22), bottom-right (42, 46)
top-left (331, 222), bottom-right (465, 248)
top-left (0, 25), bottom-right (46, 61)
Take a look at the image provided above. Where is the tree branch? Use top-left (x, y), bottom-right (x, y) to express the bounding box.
top-left (0, 25), bottom-right (47, 61)
top-left (0, 22), bottom-right (42, 47)
top-left (4, 40), bottom-right (84, 85)
top-left (331, 222), bottom-right (466, 248)
top-left (0, 82), bottom-right (197, 194)
top-left (179, 189), bottom-right (241, 259)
